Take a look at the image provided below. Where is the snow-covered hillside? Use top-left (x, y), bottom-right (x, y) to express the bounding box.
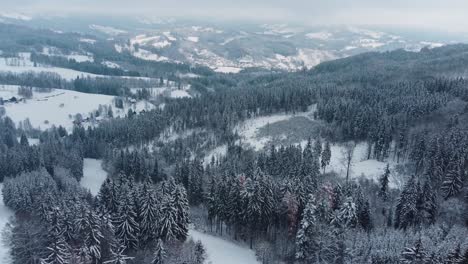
top-left (105, 23), bottom-right (452, 72)
top-left (0, 85), bottom-right (154, 131)
top-left (0, 53), bottom-right (151, 81)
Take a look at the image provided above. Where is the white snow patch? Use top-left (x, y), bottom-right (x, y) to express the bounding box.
top-left (163, 31), bottom-right (177, 41)
top-left (170, 89), bottom-right (191, 98)
top-left (133, 48), bottom-right (169, 62)
top-left (305, 31), bottom-right (333, 40)
top-left (187, 36), bottom-right (199, 43)
top-left (189, 229), bottom-right (260, 264)
top-left (81, 159), bottom-right (107, 196)
top-left (89, 25), bottom-right (127, 36)
top-left (0, 85), bottom-right (153, 131)
top-left (1, 12), bottom-right (32, 21)
top-left (79, 38), bottom-right (96, 44)
top-left (420, 41), bottom-right (444, 49)
top-left (327, 142), bottom-right (401, 188)
top-left (235, 106), bottom-right (315, 151)
top-left (101, 61), bottom-right (120, 69)
top-left (204, 145), bottom-right (228, 165)
top-left (214, 66), bottom-right (242, 73)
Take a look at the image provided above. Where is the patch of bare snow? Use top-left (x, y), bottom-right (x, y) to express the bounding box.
top-left (187, 36), bottom-right (199, 43)
top-left (81, 159), bottom-right (107, 196)
top-left (214, 66), bottom-right (242, 73)
top-left (189, 229), bottom-right (260, 264)
top-left (235, 106), bottom-right (316, 151)
top-left (305, 31), bottom-right (333, 40)
top-left (89, 24), bottom-right (127, 36)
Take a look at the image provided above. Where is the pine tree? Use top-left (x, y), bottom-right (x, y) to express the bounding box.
top-left (20, 133), bottom-right (29, 146)
top-left (337, 197), bottom-right (358, 228)
top-left (43, 207), bottom-right (71, 264)
top-left (295, 195), bottom-right (318, 262)
top-left (446, 244), bottom-right (463, 264)
top-left (314, 138), bottom-right (322, 157)
top-left (114, 197), bottom-right (139, 250)
top-left (75, 208), bottom-right (104, 263)
top-left (103, 244), bottom-right (134, 264)
top-left (379, 164), bottom-right (390, 200)
top-left (321, 141), bottom-right (331, 173)
top-left (158, 195), bottom-right (177, 241)
top-left (395, 176), bottom-right (421, 229)
top-left (194, 240), bottom-right (207, 264)
top-left (441, 160), bottom-right (463, 198)
top-left (172, 185), bottom-right (190, 241)
top-left (139, 181), bottom-right (159, 244)
top-left (152, 239), bottom-right (165, 264)
top-left (400, 239), bottom-right (427, 264)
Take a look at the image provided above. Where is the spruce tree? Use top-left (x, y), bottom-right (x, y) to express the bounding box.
top-left (152, 239), bottom-right (165, 264)
top-left (379, 164), bottom-right (390, 200)
top-left (295, 195), bottom-right (318, 262)
top-left (321, 141), bottom-right (331, 173)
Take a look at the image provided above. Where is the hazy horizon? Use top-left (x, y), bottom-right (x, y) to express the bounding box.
top-left (1, 0), bottom-right (468, 33)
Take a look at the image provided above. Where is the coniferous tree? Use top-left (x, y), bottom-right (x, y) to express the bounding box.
top-left (295, 195), bottom-right (318, 262)
top-left (194, 240), bottom-right (207, 264)
top-left (441, 160), bottom-right (463, 198)
top-left (43, 208), bottom-right (72, 264)
top-left (379, 164), bottom-right (390, 200)
top-left (139, 180), bottom-right (159, 245)
top-left (321, 141), bottom-right (331, 173)
top-left (151, 239), bottom-right (165, 264)
top-left (400, 240), bottom-right (426, 264)
top-left (114, 197), bottom-right (139, 250)
top-left (103, 245), bottom-right (133, 264)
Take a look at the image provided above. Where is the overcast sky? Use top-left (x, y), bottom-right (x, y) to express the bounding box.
top-left (2, 0), bottom-right (468, 32)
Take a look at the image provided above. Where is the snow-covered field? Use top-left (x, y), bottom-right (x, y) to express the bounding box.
top-left (0, 53), bottom-right (152, 81)
top-left (189, 229), bottom-right (259, 264)
top-left (0, 184), bottom-right (13, 264)
top-left (235, 106), bottom-right (316, 151)
top-left (0, 85), bottom-right (154, 131)
top-left (326, 142), bottom-right (401, 188)
top-left (81, 159), bottom-right (107, 196)
top-left (231, 106), bottom-right (402, 186)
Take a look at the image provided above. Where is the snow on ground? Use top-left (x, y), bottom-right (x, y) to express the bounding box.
top-left (0, 184), bottom-right (14, 264)
top-left (305, 31), bottom-right (333, 40)
top-left (80, 38), bottom-right (97, 44)
top-left (326, 142), bottom-right (398, 185)
top-left (42, 47), bottom-right (94, 63)
top-left (132, 48), bottom-right (169, 62)
top-left (204, 144), bottom-right (228, 165)
top-left (101, 61), bottom-right (120, 68)
top-left (170, 89), bottom-right (191, 98)
top-left (235, 106), bottom-right (315, 151)
top-left (163, 31), bottom-right (177, 41)
top-left (189, 229), bottom-right (260, 264)
top-left (0, 85), bottom-right (154, 131)
top-left (420, 41), bottom-right (445, 49)
top-left (89, 24), bottom-right (127, 36)
top-left (233, 106), bottom-right (402, 186)
top-left (214, 66), bottom-right (242, 73)
top-left (81, 159), bottom-right (108, 196)
top-left (0, 53), bottom-right (151, 80)
top-left (0, 12), bottom-right (32, 21)
top-left (187, 36), bottom-right (199, 43)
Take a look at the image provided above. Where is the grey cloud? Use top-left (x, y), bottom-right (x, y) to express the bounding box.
top-left (1, 0), bottom-right (468, 32)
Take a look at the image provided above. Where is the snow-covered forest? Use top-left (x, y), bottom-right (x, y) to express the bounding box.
top-left (0, 12), bottom-right (468, 264)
